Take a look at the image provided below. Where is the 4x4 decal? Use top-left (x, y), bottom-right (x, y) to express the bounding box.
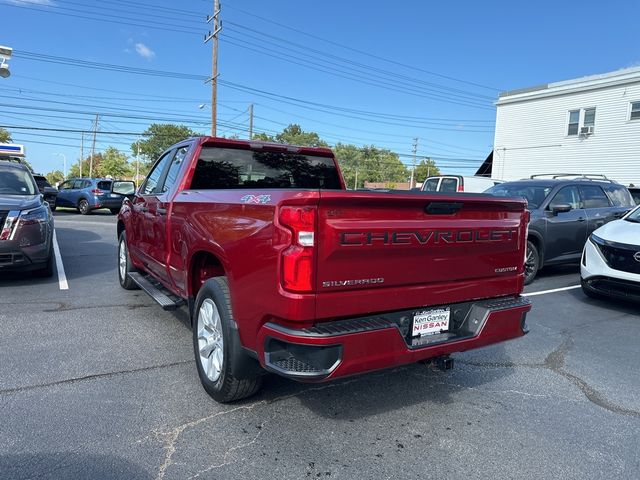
top-left (240, 194), bottom-right (271, 204)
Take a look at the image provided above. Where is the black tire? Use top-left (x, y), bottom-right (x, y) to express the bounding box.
top-left (34, 249), bottom-right (55, 278)
top-left (524, 240), bottom-right (540, 285)
top-left (193, 276), bottom-right (263, 403)
top-left (50, 205), bottom-right (57, 212)
top-left (110, 208), bottom-right (120, 215)
top-left (78, 199), bottom-right (91, 215)
top-left (118, 231), bottom-right (139, 290)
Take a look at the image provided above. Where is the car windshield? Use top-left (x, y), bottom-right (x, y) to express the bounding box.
top-left (625, 205), bottom-right (640, 223)
top-left (0, 165), bottom-right (38, 195)
top-left (485, 184), bottom-right (552, 209)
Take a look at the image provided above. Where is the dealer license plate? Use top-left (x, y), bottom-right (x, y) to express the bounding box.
top-left (412, 307), bottom-right (450, 337)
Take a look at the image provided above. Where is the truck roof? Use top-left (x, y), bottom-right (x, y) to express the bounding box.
top-left (193, 136), bottom-right (335, 158)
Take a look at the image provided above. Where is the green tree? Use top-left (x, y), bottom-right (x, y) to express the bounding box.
top-left (358, 146), bottom-right (408, 186)
top-left (0, 127), bottom-right (11, 143)
top-left (133, 124), bottom-right (198, 168)
top-left (254, 124), bottom-right (329, 147)
top-left (334, 143), bottom-right (363, 189)
top-left (68, 152), bottom-right (105, 178)
top-left (414, 158), bottom-right (440, 182)
top-left (100, 147), bottom-right (132, 178)
top-left (46, 170), bottom-right (65, 185)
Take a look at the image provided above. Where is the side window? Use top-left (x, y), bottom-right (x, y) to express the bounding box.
top-left (72, 180), bottom-right (84, 189)
top-left (603, 184), bottom-right (634, 207)
top-left (567, 110), bottom-right (580, 136)
top-left (142, 151), bottom-right (174, 195)
top-left (548, 186), bottom-right (581, 210)
top-left (162, 146), bottom-right (189, 193)
top-left (59, 180), bottom-right (73, 190)
top-left (422, 178), bottom-right (439, 192)
top-left (440, 177), bottom-right (458, 192)
top-left (579, 185), bottom-right (611, 209)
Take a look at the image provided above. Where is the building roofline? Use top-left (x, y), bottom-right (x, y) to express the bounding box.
top-left (497, 66), bottom-right (640, 105)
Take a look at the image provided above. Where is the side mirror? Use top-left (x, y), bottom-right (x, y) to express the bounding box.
top-left (551, 203), bottom-right (572, 215)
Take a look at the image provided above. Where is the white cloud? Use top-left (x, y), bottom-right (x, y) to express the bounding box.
top-left (134, 43), bottom-right (155, 60)
top-left (8, 0), bottom-right (55, 5)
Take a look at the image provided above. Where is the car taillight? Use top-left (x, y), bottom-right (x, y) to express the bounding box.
top-left (457, 184), bottom-right (464, 192)
top-left (279, 206), bottom-right (316, 293)
top-left (91, 189), bottom-right (105, 194)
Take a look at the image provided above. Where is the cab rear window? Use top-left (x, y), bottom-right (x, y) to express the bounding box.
top-left (190, 147), bottom-right (342, 190)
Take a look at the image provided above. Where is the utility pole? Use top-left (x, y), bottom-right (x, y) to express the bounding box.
top-left (90, 114), bottom-right (98, 178)
top-left (248, 103), bottom-right (254, 139)
top-left (204, 0), bottom-right (221, 137)
top-left (410, 137), bottom-right (418, 188)
top-left (135, 141), bottom-right (140, 186)
top-left (79, 132), bottom-right (84, 178)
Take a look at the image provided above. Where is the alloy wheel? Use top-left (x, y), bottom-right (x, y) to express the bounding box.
top-left (197, 299), bottom-right (224, 382)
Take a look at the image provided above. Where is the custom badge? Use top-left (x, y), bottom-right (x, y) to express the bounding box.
top-left (240, 194), bottom-right (271, 204)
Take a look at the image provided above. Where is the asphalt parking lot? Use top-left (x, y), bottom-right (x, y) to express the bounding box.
top-left (1, 212), bottom-right (639, 480)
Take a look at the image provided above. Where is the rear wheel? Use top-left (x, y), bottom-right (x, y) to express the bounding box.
top-left (524, 240), bottom-right (539, 285)
top-left (193, 276), bottom-right (262, 403)
top-left (50, 204), bottom-right (57, 212)
top-left (34, 249), bottom-right (54, 278)
top-left (78, 199), bottom-right (91, 215)
top-left (118, 231), bottom-right (139, 290)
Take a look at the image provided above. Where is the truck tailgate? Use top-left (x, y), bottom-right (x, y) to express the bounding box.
top-left (315, 191), bottom-right (527, 318)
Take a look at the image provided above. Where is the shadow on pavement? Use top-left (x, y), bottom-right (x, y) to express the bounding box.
top-left (0, 453), bottom-right (151, 480)
top-left (248, 343), bottom-right (512, 420)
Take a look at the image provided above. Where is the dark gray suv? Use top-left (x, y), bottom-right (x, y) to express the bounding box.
top-left (486, 177), bottom-right (635, 284)
top-left (0, 160), bottom-right (55, 277)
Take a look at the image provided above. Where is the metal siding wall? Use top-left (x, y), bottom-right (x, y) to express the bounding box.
top-left (493, 83), bottom-right (640, 185)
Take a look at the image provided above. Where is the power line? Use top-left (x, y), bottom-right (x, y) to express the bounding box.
top-left (224, 4), bottom-right (501, 92)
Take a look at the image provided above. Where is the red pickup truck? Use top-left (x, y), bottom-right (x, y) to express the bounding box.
top-left (117, 137), bottom-right (531, 402)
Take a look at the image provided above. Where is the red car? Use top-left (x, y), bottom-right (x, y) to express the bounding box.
top-left (117, 137), bottom-right (531, 402)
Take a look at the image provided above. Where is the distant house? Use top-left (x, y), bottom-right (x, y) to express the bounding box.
top-left (490, 67), bottom-right (640, 185)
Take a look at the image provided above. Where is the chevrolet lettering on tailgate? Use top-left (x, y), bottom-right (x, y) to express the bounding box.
top-left (339, 229), bottom-right (518, 246)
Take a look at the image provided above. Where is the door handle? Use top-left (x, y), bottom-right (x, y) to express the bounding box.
top-left (577, 217), bottom-right (586, 222)
top-left (157, 207), bottom-right (167, 215)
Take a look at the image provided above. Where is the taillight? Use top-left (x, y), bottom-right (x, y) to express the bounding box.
top-left (279, 206), bottom-right (316, 293)
top-left (457, 184), bottom-right (464, 192)
top-left (91, 189), bottom-right (105, 194)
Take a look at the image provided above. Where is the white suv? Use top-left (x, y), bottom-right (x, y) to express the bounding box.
top-left (581, 205), bottom-right (640, 302)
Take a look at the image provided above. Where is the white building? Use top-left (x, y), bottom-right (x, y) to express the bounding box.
top-left (492, 67), bottom-right (640, 185)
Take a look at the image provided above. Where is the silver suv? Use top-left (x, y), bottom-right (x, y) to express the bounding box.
top-left (0, 160), bottom-right (55, 277)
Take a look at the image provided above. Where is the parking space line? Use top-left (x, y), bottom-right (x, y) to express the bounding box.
top-left (52, 230), bottom-right (69, 290)
top-left (523, 285), bottom-right (580, 297)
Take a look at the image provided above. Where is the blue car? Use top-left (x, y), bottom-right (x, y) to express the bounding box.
top-left (55, 178), bottom-right (136, 215)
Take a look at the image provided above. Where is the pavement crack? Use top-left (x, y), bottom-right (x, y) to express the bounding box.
top-left (187, 421), bottom-right (267, 479)
top-left (0, 360), bottom-right (194, 396)
top-left (459, 334), bottom-right (640, 418)
top-left (149, 375), bottom-right (369, 480)
top-left (42, 303), bottom-right (152, 312)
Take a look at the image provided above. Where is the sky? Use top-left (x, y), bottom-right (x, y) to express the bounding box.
top-left (1, 0), bottom-right (639, 177)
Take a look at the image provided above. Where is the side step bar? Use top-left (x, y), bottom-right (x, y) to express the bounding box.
top-left (128, 272), bottom-right (185, 311)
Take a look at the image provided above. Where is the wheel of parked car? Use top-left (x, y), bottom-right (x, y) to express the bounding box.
top-left (78, 199), bottom-right (91, 215)
top-left (524, 240), bottom-right (539, 285)
top-left (49, 205), bottom-right (57, 212)
top-left (118, 232), bottom-right (139, 290)
top-left (34, 250), bottom-right (55, 278)
top-left (110, 208), bottom-right (120, 215)
top-left (192, 276), bottom-right (263, 403)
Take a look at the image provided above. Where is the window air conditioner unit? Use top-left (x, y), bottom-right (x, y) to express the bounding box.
top-left (580, 126), bottom-right (594, 135)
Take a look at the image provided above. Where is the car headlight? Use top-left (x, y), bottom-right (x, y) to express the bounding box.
top-left (19, 205), bottom-right (49, 225)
